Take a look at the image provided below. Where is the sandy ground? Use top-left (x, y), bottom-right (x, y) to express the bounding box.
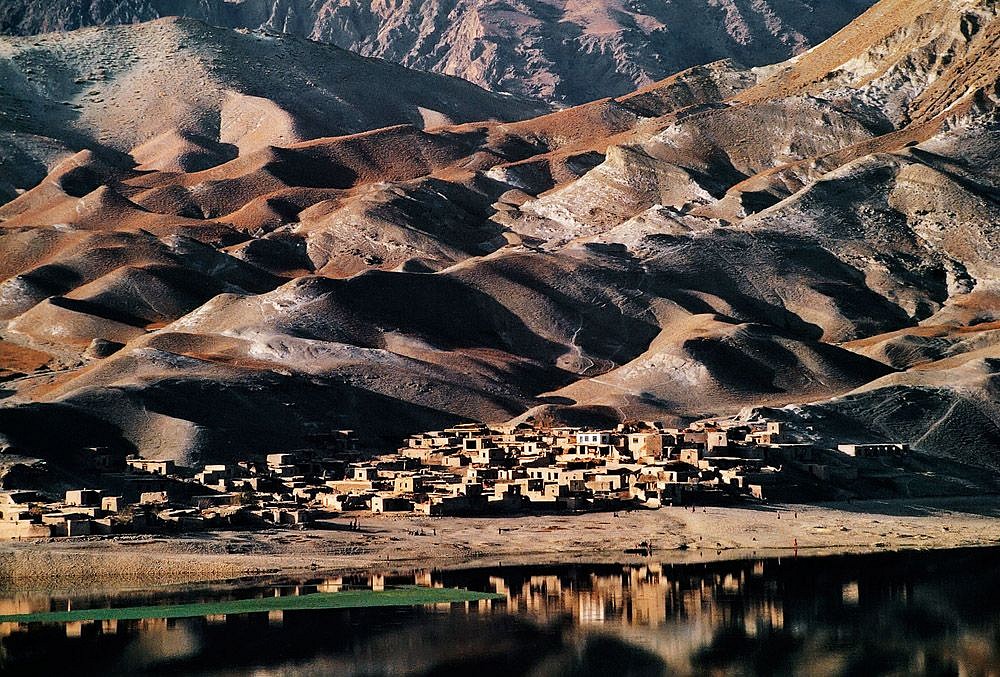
top-left (3, 497), bottom-right (1000, 590)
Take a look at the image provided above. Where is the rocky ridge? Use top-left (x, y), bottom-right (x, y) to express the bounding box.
top-left (0, 0), bottom-right (877, 104)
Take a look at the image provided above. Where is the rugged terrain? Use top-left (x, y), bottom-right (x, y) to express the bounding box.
top-left (0, 0), bottom-right (877, 104)
top-left (0, 18), bottom-right (547, 203)
top-left (0, 0), bottom-right (996, 487)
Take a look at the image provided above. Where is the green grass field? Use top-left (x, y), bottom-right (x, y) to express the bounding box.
top-left (0, 587), bottom-right (504, 624)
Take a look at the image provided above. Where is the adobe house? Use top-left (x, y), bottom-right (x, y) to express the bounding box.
top-left (585, 474), bottom-right (622, 494)
top-left (393, 475), bottom-right (424, 494)
top-left (749, 421), bottom-right (785, 445)
top-left (194, 494), bottom-right (239, 509)
top-left (837, 443), bottom-right (909, 458)
top-left (0, 503), bottom-right (32, 523)
top-left (527, 467), bottom-right (562, 483)
top-left (575, 431), bottom-right (615, 457)
top-left (470, 445), bottom-right (508, 466)
top-left (101, 496), bottom-right (128, 513)
top-left (139, 491), bottom-right (169, 505)
top-left (127, 458), bottom-right (176, 476)
top-left (679, 448), bottom-right (703, 465)
top-left (320, 493), bottom-right (371, 511)
top-left (0, 490), bottom-right (39, 506)
top-left (349, 465), bottom-right (379, 481)
top-left (371, 495), bottom-right (413, 514)
top-left (706, 432), bottom-right (729, 454)
top-left (42, 513), bottom-right (93, 537)
top-left (762, 444), bottom-right (813, 463)
top-left (65, 489), bottom-right (102, 507)
top-left (445, 423), bottom-right (490, 439)
top-left (82, 446), bottom-right (125, 471)
top-left (0, 518), bottom-right (51, 540)
top-left (626, 432), bottom-right (664, 460)
top-left (267, 453), bottom-right (298, 468)
top-left (462, 437), bottom-right (496, 452)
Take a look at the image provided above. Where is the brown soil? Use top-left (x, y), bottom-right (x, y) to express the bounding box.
top-left (3, 498), bottom-right (1000, 589)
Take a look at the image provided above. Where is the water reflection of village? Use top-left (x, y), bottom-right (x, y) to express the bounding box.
top-left (3, 552), bottom-right (1000, 675)
top-left (460, 561), bottom-right (790, 674)
top-left (0, 561), bottom-right (789, 676)
top-left (483, 562), bottom-right (784, 628)
top-left (0, 561), bottom-right (787, 636)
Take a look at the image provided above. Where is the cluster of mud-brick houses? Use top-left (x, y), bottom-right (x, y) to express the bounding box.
top-left (0, 422), bottom-right (908, 539)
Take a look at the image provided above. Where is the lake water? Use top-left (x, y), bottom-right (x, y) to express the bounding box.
top-left (2, 546), bottom-right (999, 675)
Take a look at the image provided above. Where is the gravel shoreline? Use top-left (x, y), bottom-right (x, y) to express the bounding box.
top-left (3, 497), bottom-right (999, 591)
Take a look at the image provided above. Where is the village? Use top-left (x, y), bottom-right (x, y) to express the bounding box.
top-left (0, 420), bottom-right (909, 540)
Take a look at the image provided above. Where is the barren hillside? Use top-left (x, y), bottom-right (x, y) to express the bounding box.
top-left (0, 0), bottom-right (877, 104)
top-left (0, 0), bottom-right (996, 476)
top-left (0, 18), bottom-right (547, 203)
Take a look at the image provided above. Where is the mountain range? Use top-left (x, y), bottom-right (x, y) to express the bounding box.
top-left (0, 0), bottom-right (877, 103)
top-left (0, 0), bottom-right (996, 489)
top-left (0, 17), bottom-right (547, 204)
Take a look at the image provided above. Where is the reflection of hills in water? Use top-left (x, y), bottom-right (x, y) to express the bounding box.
top-left (3, 548), bottom-right (1000, 674)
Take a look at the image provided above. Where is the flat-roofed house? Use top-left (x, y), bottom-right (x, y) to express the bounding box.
top-left (0, 491), bottom-right (39, 506)
top-left (393, 475), bottom-right (424, 494)
top-left (127, 458), bottom-right (176, 476)
top-left (706, 432), bottom-right (729, 453)
top-left (837, 443), bottom-right (909, 458)
top-left (626, 433), bottom-right (664, 460)
top-left (139, 491), bottom-right (169, 505)
top-left (65, 489), bottom-right (102, 507)
top-left (679, 448), bottom-right (703, 465)
top-left (371, 495), bottom-right (413, 514)
top-left (101, 496), bottom-right (128, 513)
